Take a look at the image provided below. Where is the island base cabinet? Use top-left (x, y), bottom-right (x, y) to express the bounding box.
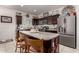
top-left (53, 37), bottom-right (59, 53)
top-left (43, 40), bottom-right (51, 53)
top-left (19, 31), bottom-right (59, 53)
top-left (43, 37), bottom-right (59, 53)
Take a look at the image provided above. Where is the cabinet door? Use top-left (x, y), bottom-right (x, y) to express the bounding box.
top-left (16, 16), bottom-right (22, 25)
top-left (48, 16), bottom-right (52, 25)
top-left (39, 19), bottom-right (43, 25)
top-left (32, 19), bottom-right (39, 25)
top-left (52, 17), bottom-right (57, 24)
top-left (52, 15), bottom-right (58, 24)
top-left (43, 19), bottom-right (48, 25)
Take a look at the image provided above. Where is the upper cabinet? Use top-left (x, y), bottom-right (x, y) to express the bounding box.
top-left (51, 14), bottom-right (60, 24)
top-left (32, 19), bottom-right (39, 25)
top-left (39, 17), bottom-right (48, 25)
top-left (16, 15), bottom-right (22, 25)
top-left (32, 14), bottom-right (60, 25)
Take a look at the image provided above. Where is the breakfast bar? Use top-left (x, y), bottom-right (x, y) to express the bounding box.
top-left (19, 31), bottom-right (59, 53)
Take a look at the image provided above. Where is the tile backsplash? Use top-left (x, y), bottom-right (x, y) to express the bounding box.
top-left (36, 24), bottom-right (57, 29)
top-left (19, 24), bottom-right (57, 30)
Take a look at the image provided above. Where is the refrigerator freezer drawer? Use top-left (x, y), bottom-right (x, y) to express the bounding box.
top-left (59, 34), bottom-right (76, 48)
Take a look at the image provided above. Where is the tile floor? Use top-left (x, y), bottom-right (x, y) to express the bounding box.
top-left (0, 41), bottom-right (79, 53)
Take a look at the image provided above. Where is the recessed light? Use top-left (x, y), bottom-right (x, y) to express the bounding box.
top-left (33, 9), bottom-right (37, 12)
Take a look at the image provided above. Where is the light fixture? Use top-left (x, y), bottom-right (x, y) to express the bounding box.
top-left (33, 9), bottom-right (37, 12)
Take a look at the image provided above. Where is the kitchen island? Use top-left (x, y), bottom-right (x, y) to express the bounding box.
top-left (19, 31), bottom-right (59, 53)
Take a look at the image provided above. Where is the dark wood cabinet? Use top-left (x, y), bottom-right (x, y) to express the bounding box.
top-left (48, 16), bottom-right (53, 25)
top-left (43, 18), bottom-right (48, 25)
top-left (16, 15), bottom-right (22, 25)
top-left (38, 19), bottom-right (43, 25)
top-left (52, 15), bottom-right (59, 24)
top-left (48, 15), bottom-right (59, 24)
top-left (39, 17), bottom-right (48, 25)
top-left (32, 14), bottom-right (60, 25)
top-left (32, 19), bottom-right (39, 25)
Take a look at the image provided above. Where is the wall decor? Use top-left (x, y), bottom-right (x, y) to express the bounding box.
top-left (62, 5), bottom-right (76, 16)
top-left (1, 16), bottom-right (12, 23)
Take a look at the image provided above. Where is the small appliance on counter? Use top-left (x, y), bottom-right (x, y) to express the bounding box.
top-left (42, 26), bottom-right (49, 31)
top-left (30, 26), bottom-right (39, 33)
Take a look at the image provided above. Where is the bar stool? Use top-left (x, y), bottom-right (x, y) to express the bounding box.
top-left (15, 33), bottom-right (27, 53)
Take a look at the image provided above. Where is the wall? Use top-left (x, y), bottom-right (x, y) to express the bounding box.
top-left (22, 13), bottom-right (33, 28)
top-left (0, 7), bottom-right (16, 41)
top-left (0, 7), bottom-right (33, 41)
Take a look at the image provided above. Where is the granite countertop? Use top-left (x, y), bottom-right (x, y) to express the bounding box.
top-left (20, 31), bottom-right (59, 40)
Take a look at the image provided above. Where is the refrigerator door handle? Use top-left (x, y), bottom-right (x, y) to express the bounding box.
top-left (58, 25), bottom-right (64, 33)
top-left (58, 26), bottom-right (61, 32)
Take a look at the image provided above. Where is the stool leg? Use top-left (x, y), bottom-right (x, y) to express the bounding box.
top-left (27, 46), bottom-right (29, 53)
top-left (20, 46), bottom-right (22, 53)
top-left (15, 44), bottom-right (17, 52)
top-left (25, 46), bottom-right (27, 53)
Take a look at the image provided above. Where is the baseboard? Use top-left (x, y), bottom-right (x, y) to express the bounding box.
top-left (0, 39), bottom-right (13, 44)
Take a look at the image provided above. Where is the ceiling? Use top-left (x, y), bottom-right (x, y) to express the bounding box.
top-left (0, 5), bottom-right (65, 15)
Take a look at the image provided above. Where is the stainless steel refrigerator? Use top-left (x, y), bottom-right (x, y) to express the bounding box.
top-left (57, 15), bottom-right (76, 48)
